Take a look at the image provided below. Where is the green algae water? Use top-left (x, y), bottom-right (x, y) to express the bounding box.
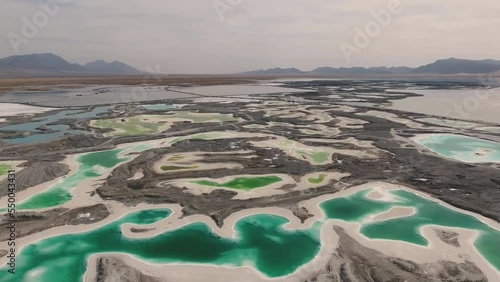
top-left (0, 164), bottom-right (10, 176)
top-left (1, 133), bottom-right (242, 211)
top-left (360, 190), bottom-right (500, 269)
top-left (193, 176), bottom-right (283, 191)
top-left (94, 112), bottom-right (237, 136)
top-left (0, 210), bottom-right (320, 282)
top-left (414, 134), bottom-right (500, 163)
top-left (296, 150), bottom-right (330, 164)
top-left (142, 104), bottom-right (177, 111)
top-left (320, 190), bottom-right (395, 222)
top-left (1, 188), bottom-right (499, 282)
top-left (94, 117), bottom-right (166, 136)
top-left (307, 174), bottom-right (327, 184)
top-left (320, 189), bottom-right (500, 270)
top-left (14, 146), bottom-right (150, 210)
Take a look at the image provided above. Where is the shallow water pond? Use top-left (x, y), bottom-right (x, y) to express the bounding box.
top-left (413, 134), bottom-right (500, 163)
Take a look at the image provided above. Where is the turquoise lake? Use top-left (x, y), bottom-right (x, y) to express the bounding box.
top-left (7, 145), bottom-right (150, 211)
top-left (0, 210), bottom-right (321, 281)
top-left (1, 188), bottom-right (499, 282)
top-left (413, 134), bottom-right (500, 163)
top-left (0, 106), bottom-right (111, 144)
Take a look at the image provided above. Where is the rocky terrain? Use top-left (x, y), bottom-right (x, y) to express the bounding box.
top-left (95, 256), bottom-right (161, 282)
top-left (0, 161), bottom-right (69, 197)
top-left (305, 227), bottom-right (487, 282)
top-left (0, 204), bottom-right (109, 241)
top-left (0, 79), bottom-right (498, 281)
top-left (1, 80), bottom-right (499, 232)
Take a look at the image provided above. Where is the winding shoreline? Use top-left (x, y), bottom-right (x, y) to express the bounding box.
top-left (1, 181), bottom-right (500, 281)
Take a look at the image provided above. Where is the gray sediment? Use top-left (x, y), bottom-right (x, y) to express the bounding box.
top-left (95, 256), bottom-right (161, 282)
top-left (0, 161), bottom-right (69, 197)
top-left (434, 229), bottom-right (461, 247)
top-left (303, 226), bottom-right (487, 282)
top-left (0, 204), bottom-right (109, 242)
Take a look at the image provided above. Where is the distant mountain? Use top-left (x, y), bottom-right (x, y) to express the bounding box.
top-left (240, 66), bottom-right (413, 76)
top-left (84, 60), bottom-right (142, 75)
top-left (477, 59), bottom-right (500, 65)
top-left (241, 67), bottom-right (305, 75)
top-left (0, 53), bottom-right (86, 73)
top-left (310, 66), bottom-right (412, 75)
top-left (412, 58), bottom-right (500, 74)
top-left (241, 58), bottom-right (500, 76)
top-left (1, 54), bottom-right (500, 77)
top-left (0, 53), bottom-right (142, 77)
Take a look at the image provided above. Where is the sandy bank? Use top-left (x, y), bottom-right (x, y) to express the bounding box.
top-left (2, 174), bottom-right (500, 281)
top-left (0, 103), bottom-right (56, 117)
top-left (371, 206), bottom-right (416, 221)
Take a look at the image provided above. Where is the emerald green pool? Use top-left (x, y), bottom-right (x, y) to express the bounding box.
top-left (93, 112), bottom-right (237, 137)
top-left (0, 164), bottom-right (10, 176)
top-left (192, 176), bottom-right (283, 191)
top-left (297, 150), bottom-right (330, 164)
top-left (413, 134), bottom-right (500, 163)
top-left (93, 117), bottom-right (166, 136)
top-left (307, 174), bottom-right (327, 184)
top-left (320, 189), bottom-right (500, 269)
top-left (1, 188), bottom-right (499, 282)
top-left (14, 146), bottom-right (149, 210)
top-left (0, 210), bottom-right (320, 282)
top-left (1, 133), bottom-right (238, 211)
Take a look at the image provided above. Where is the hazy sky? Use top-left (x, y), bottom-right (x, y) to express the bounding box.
top-left (1, 0), bottom-right (500, 73)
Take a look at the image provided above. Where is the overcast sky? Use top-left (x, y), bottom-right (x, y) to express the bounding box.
top-left (1, 0), bottom-right (499, 73)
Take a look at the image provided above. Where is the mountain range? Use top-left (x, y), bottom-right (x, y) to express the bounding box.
top-left (241, 58), bottom-right (500, 76)
top-left (0, 53), bottom-right (143, 77)
top-left (0, 53), bottom-right (500, 77)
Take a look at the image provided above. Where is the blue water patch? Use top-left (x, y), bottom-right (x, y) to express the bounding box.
top-left (0, 106), bottom-right (112, 144)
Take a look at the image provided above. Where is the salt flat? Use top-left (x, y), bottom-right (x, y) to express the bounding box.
top-left (389, 88), bottom-right (500, 123)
